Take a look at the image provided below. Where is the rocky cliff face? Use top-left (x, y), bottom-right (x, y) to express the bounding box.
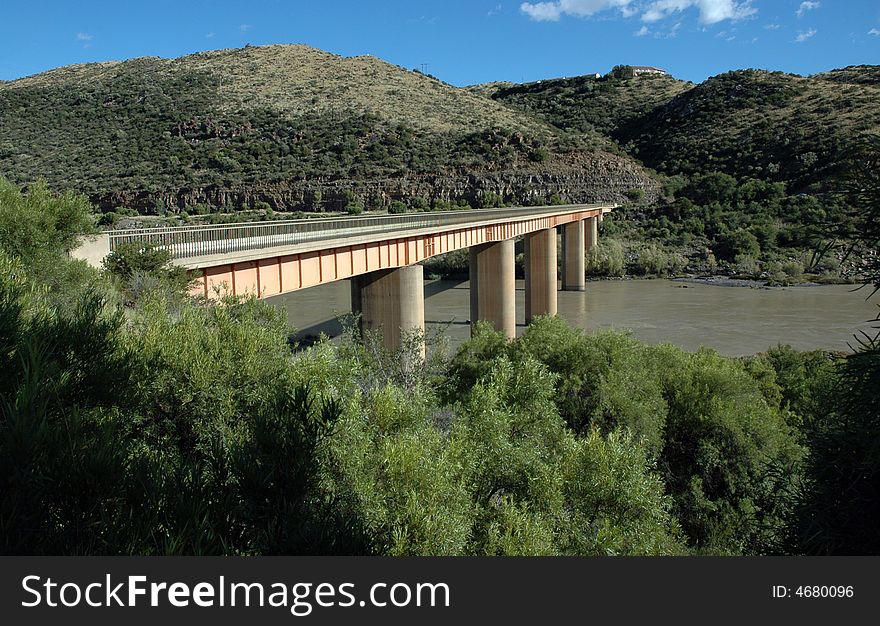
top-left (94, 151), bottom-right (660, 213)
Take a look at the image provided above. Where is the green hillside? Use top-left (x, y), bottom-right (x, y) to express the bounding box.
top-left (0, 45), bottom-right (657, 214)
top-left (619, 68), bottom-right (880, 191)
top-left (484, 65), bottom-right (880, 193)
top-left (477, 71), bottom-right (692, 138)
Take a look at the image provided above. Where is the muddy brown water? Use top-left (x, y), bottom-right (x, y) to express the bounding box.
top-left (267, 279), bottom-right (879, 356)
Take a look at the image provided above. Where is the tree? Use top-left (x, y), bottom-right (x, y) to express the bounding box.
top-left (714, 228), bottom-right (761, 262)
top-left (388, 200), bottom-right (407, 214)
top-left (0, 177), bottom-right (95, 262)
top-left (102, 242), bottom-right (191, 302)
top-left (791, 136), bottom-right (880, 555)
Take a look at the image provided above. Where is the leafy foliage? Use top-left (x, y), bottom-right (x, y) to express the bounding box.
top-left (0, 178), bottom-right (95, 260)
top-left (0, 175), bottom-right (876, 557)
top-left (791, 339), bottom-right (880, 555)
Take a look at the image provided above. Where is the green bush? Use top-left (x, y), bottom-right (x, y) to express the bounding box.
top-left (624, 188), bottom-right (645, 203)
top-left (0, 177), bottom-right (95, 262)
top-left (792, 339), bottom-right (880, 555)
top-left (586, 239), bottom-right (626, 277)
top-left (559, 430), bottom-right (684, 555)
top-left (102, 242), bottom-right (191, 303)
top-left (659, 348), bottom-right (803, 554)
top-left (477, 191), bottom-right (505, 209)
top-left (734, 254), bottom-right (759, 275)
top-left (631, 242), bottom-right (669, 276)
top-left (388, 200), bottom-right (407, 214)
top-left (714, 228), bottom-right (761, 262)
top-left (410, 196), bottom-right (429, 211)
top-left (782, 260), bottom-right (804, 277)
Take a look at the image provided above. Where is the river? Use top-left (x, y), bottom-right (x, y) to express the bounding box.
top-left (266, 279), bottom-right (880, 356)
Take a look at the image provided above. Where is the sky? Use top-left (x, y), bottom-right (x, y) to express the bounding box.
top-left (1, 1), bottom-right (878, 86)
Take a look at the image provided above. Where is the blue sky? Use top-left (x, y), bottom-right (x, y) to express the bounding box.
top-left (1, 1), bottom-right (878, 85)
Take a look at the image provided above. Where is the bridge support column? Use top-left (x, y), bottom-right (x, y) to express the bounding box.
top-left (469, 240), bottom-right (516, 339)
top-left (586, 216), bottom-right (599, 252)
top-left (351, 265), bottom-right (425, 357)
top-left (562, 220), bottom-right (585, 292)
top-left (524, 228), bottom-right (558, 323)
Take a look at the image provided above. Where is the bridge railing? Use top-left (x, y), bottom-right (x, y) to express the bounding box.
top-left (108, 204), bottom-right (609, 261)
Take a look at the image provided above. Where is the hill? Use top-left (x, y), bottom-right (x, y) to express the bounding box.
top-left (476, 72), bottom-right (693, 138)
top-left (0, 45), bottom-right (660, 214)
top-left (618, 68), bottom-right (880, 191)
top-left (478, 66), bottom-right (879, 281)
top-left (483, 66), bottom-right (880, 193)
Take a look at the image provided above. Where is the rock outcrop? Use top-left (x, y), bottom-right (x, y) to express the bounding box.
top-left (94, 152), bottom-right (660, 213)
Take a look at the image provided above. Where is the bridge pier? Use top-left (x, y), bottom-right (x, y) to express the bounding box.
top-left (469, 240), bottom-right (516, 339)
top-left (524, 228), bottom-right (558, 323)
top-left (586, 216), bottom-right (599, 252)
top-left (351, 265), bottom-right (425, 357)
top-left (562, 220), bottom-right (585, 292)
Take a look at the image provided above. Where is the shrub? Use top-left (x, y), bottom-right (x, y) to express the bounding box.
top-left (734, 254), bottom-right (759, 275)
top-left (477, 191), bottom-right (505, 209)
top-left (782, 260), bottom-right (803, 277)
top-left (0, 177), bottom-right (95, 262)
top-left (586, 239), bottom-right (626, 277)
top-left (625, 188), bottom-right (645, 203)
top-left (659, 348), bottom-right (803, 554)
top-left (410, 196), bottom-right (429, 211)
top-left (632, 243), bottom-right (669, 276)
top-left (102, 242), bottom-right (191, 302)
top-left (559, 430), bottom-right (684, 555)
top-left (792, 339), bottom-right (880, 555)
top-left (388, 200), bottom-right (407, 214)
top-left (715, 229), bottom-right (761, 262)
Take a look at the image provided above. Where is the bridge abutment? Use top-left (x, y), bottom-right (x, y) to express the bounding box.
top-left (469, 240), bottom-right (516, 339)
top-left (524, 228), bottom-right (558, 323)
top-left (351, 265), bottom-right (425, 357)
top-left (562, 220), bottom-right (586, 292)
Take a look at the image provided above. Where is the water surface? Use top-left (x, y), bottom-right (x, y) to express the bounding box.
top-left (267, 279), bottom-right (879, 356)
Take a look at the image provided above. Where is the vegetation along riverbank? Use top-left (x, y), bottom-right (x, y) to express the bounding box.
top-left (1, 174), bottom-right (877, 556)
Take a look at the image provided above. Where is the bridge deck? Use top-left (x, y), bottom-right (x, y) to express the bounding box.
top-left (107, 204), bottom-right (614, 269)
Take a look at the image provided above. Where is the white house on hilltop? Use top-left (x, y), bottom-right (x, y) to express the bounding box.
top-left (632, 66), bottom-right (667, 76)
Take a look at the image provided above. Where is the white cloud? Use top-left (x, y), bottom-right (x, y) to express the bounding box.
top-left (796, 2), bottom-right (819, 19)
top-left (764, 23), bottom-right (780, 30)
top-left (520, 0), bottom-right (634, 22)
top-left (239, 24), bottom-right (252, 32)
top-left (641, 1), bottom-right (756, 25)
top-left (520, 2), bottom-right (562, 20)
top-left (520, 0), bottom-right (755, 24)
top-left (76, 32), bottom-right (93, 41)
top-left (795, 27), bottom-right (817, 42)
top-left (488, 3), bottom-right (503, 16)
top-left (634, 24), bottom-right (650, 35)
top-left (659, 21), bottom-right (682, 37)
top-left (205, 32), bottom-right (216, 38)
top-left (869, 28), bottom-right (880, 36)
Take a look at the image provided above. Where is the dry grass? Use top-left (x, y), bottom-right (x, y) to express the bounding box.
top-left (4, 45), bottom-right (556, 138)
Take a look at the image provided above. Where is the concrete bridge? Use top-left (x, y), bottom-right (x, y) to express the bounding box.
top-left (73, 204), bottom-right (612, 353)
